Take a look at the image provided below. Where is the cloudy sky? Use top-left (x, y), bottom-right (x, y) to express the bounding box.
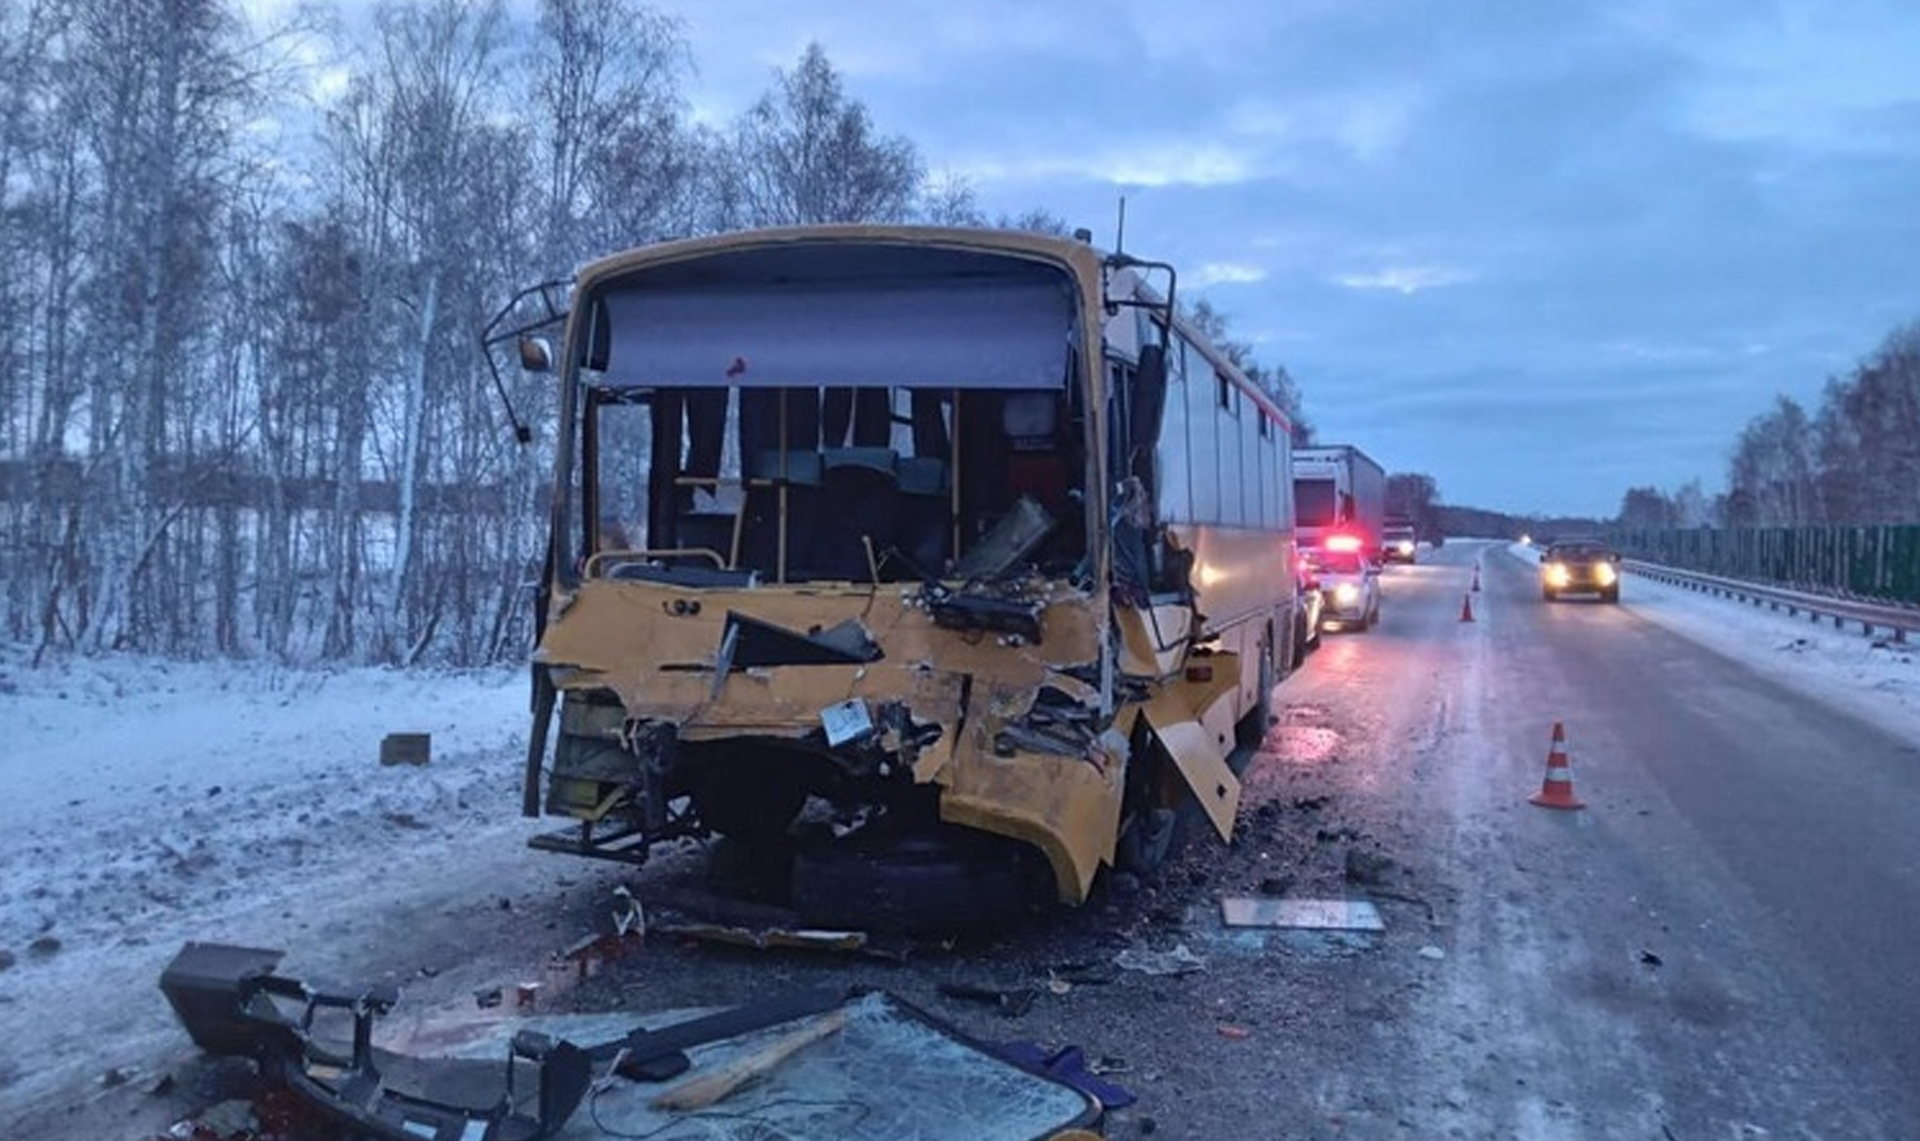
top-left (661, 0), bottom-right (1920, 518)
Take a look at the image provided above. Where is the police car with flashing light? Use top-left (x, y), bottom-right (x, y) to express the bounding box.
top-left (1305, 534), bottom-right (1380, 632)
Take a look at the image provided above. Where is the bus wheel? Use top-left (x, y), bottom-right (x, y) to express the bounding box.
top-left (790, 827), bottom-right (1044, 935)
top-left (692, 751), bottom-right (809, 844)
top-left (1116, 806), bottom-right (1176, 874)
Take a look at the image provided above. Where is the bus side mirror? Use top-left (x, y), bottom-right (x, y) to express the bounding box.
top-left (518, 336), bottom-right (554, 373)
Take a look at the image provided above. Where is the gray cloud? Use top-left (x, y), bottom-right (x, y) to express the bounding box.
top-left (674, 0), bottom-right (1920, 517)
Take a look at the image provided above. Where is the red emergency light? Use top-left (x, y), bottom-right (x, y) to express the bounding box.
top-left (1325, 532), bottom-right (1364, 553)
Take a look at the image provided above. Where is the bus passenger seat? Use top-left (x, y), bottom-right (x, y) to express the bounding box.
top-left (814, 448), bottom-right (900, 581)
top-left (897, 455), bottom-right (951, 578)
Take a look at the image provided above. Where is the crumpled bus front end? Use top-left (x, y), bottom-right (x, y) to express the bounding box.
top-left (533, 566), bottom-right (1124, 911)
top-left (510, 226), bottom-right (1261, 933)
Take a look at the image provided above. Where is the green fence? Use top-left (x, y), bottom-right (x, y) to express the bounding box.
top-left (1613, 526), bottom-right (1920, 606)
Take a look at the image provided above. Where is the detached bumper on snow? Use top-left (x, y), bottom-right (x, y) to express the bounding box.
top-left (160, 941), bottom-right (591, 1141)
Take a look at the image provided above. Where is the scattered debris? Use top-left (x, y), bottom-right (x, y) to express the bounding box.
top-left (1418, 945), bottom-right (1446, 961)
top-left (1217, 1024), bottom-right (1251, 1040)
top-left (1342, 847), bottom-right (1396, 886)
top-left (378, 731), bottom-right (431, 766)
top-left (651, 1008), bottom-right (848, 1111)
top-left (1639, 948), bottom-right (1664, 967)
top-left (939, 981), bottom-right (1039, 1017)
top-left (1220, 897), bottom-right (1385, 932)
top-left (1054, 962), bottom-right (1119, 986)
top-left (657, 921), bottom-right (867, 954)
top-left (180, 1099), bottom-right (257, 1140)
top-left (0, 948), bottom-right (15, 971)
top-left (27, 935), bottom-right (60, 958)
top-left (1258, 875), bottom-right (1295, 897)
top-left (987, 1041), bottom-right (1136, 1110)
top-left (612, 885), bottom-right (647, 939)
top-left (1114, 942), bottom-right (1205, 976)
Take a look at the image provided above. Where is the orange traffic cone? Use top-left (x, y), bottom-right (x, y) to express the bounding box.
top-left (1528, 722), bottom-right (1585, 810)
top-left (1459, 593), bottom-right (1474, 622)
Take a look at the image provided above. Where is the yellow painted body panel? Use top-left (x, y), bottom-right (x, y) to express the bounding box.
top-left (537, 574), bottom-right (1119, 900)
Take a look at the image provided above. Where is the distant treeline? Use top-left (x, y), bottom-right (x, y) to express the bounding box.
top-left (1614, 321), bottom-right (1920, 530)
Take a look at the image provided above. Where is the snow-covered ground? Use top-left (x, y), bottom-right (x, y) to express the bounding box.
top-left (0, 541), bottom-right (1914, 1136)
top-left (0, 654), bottom-right (562, 1134)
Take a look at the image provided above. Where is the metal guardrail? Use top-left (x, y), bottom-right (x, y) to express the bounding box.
top-left (1625, 561), bottom-right (1919, 644)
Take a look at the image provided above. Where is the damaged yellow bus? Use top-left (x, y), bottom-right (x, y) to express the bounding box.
top-left (495, 225), bottom-right (1298, 932)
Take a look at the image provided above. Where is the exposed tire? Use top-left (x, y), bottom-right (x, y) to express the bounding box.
top-left (705, 834), bottom-right (796, 904)
top-left (1542, 588), bottom-right (1556, 602)
top-left (790, 828), bottom-right (1043, 935)
top-left (691, 749), bottom-right (810, 843)
top-left (1237, 634), bottom-right (1275, 748)
top-left (1115, 729), bottom-right (1180, 877)
top-left (1115, 806), bottom-right (1176, 875)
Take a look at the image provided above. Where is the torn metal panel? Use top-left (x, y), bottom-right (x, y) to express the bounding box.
top-left (1114, 599), bottom-right (1194, 679)
top-left (1139, 691), bottom-right (1241, 843)
top-left (720, 612), bottom-right (882, 669)
top-left (947, 495), bottom-right (1057, 581)
top-left (939, 743), bottom-right (1122, 904)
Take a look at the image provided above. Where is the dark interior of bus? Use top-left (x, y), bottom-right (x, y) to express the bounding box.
top-left (586, 381), bottom-right (1090, 587)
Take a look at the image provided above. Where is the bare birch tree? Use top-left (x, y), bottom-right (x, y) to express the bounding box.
top-left (1726, 395), bottom-right (1818, 526)
top-left (726, 42), bottom-right (922, 226)
top-left (532, 0), bottom-right (694, 266)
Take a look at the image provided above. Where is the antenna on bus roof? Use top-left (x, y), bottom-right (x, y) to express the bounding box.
top-left (1115, 195), bottom-right (1128, 254)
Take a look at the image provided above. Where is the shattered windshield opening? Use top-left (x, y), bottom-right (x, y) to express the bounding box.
top-left (570, 246), bottom-right (1088, 586)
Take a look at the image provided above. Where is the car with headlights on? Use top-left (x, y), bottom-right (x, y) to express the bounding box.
top-left (1539, 538), bottom-right (1622, 602)
top-left (1381, 522), bottom-right (1419, 564)
top-left (1306, 540), bottom-right (1380, 632)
